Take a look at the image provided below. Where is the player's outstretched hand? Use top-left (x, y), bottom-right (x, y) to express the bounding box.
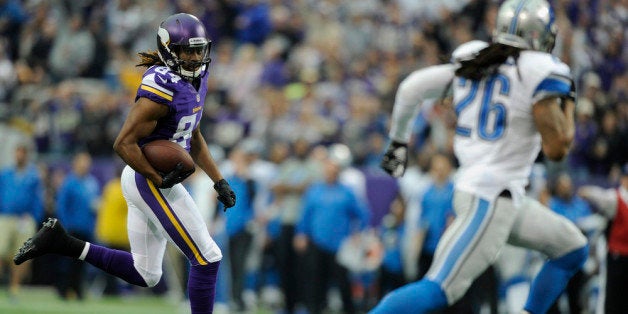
top-left (380, 140), bottom-right (408, 177)
top-left (214, 179), bottom-right (236, 210)
top-left (160, 162), bottom-right (195, 189)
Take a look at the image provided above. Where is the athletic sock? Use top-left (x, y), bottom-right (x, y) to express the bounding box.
top-left (83, 243), bottom-right (148, 287)
top-left (524, 245), bottom-right (588, 314)
top-left (188, 261), bottom-right (220, 314)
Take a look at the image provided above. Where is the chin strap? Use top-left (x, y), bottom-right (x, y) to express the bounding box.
top-left (178, 64), bottom-right (205, 79)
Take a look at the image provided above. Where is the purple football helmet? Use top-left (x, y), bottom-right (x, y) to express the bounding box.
top-left (157, 13), bottom-right (211, 80)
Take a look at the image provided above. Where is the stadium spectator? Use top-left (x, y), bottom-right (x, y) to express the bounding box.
top-left (569, 97), bottom-right (597, 182)
top-left (547, 173), bottom-right (594, 314)
top-left (416, 153), bottom-right (499, 313)
top-left (578, 164), bottom-right (628, 314)
top-left (416, 153), bottom-right (455, 280)
top-left (222, 146), bottom-right (257, 312)
top-left (0, 0), bottom-right (27, 61)
top-left (270, 138), bottom-right (320, 313)
top-left (377, 195), bottom-right (407, 300)
top-left (397, 150), bottom-right (432, 281)
top-left (0, 144), bottom-right (44, 300)
top-left (0, 40), bottom-right (16, 104)
top-left (54, 151), bottom-right (100, 300)
top-left (588, 110), bottom-right (625, 179)
top-left (294, 149), bottom-right (370, 314)
top-left (48, 13), bottom-right (95, 82)
top-left (234, 0), bottom-right (272, 46)
top-left (94, 165), bottom-right (129, 296)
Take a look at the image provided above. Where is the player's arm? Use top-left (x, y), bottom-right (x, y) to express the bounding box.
top-left (577, 186), bottom-right (618, 218)
top-left (190, 126), bottom-right (236, 208)
top-left (190, 126), bottom-right (223, 183)
top-left (388, 64), bottom-right (456, 143)
top-left (532, 97), bottom-right (575, 161)
top-left (381, 64), bottom-right (455, 177)
top-left (113, 97), bottom-right (168, 186)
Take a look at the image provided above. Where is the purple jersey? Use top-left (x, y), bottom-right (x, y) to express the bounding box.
top-left (135, 65), bottom-right (208, 151)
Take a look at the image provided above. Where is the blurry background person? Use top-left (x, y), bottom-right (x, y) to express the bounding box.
top-left (415, 153), bottom-right (499, 313)
top-left (54, 151), bottom-right (100, 300)
top-left (377, 195), bottom-right (407, 301)
top-left (186, 144), bottom-right (229, 311)
top-left (0, 144), bottom-right (44, 300)
top-left (293, 148), bottom-right (370, 314)
top-left (270, 138), bottom-right (320, 313)
top-left (415, 153), bottom-right (455, 280)
top-left (547, 173), bottom-right (595, 314)
top-left (48, 13), bottom-right (95, 81)
top-left (578, 165), bottom-right (628, 314)
top-left (93, 164), bottom-right (128, 296)
top-left (222, 147), bottom-right (257, 312)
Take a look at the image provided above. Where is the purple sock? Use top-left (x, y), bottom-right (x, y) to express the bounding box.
top-left (188, 261), bottom-right (220, 314)
top-left (84, 243), bottom-right (148, 287)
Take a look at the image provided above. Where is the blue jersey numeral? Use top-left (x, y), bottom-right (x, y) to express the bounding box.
top-left (455, 75), bottom-right (510, 141)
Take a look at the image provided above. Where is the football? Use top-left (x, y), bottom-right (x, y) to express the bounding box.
top-left (141, 139), bottom-right (195, 174)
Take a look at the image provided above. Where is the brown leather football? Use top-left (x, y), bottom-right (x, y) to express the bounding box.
top-left (141, 139), bottom-right (194, 174)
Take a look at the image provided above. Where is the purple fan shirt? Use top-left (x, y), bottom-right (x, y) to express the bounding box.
top-left (135, 65), bottom-right (208, 152)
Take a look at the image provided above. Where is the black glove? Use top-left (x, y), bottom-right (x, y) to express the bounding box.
top-left (159, 162), bottom-right (195, 189)
top-left (214, 179), bottom-right (236, 210)
top-left (380, 140), bottom-right (408, 177)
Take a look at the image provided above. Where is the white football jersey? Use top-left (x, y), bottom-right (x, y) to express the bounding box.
top-left (388, 41), bottom-right (573, 202)
top-left (452, 45), bottom-right (573, 201)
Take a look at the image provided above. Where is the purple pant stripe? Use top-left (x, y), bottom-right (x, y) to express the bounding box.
top-left (134, 172), bottom-right (209, 265)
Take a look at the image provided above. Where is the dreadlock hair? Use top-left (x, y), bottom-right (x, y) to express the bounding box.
top-left (137, 50), bottom-right (164, 68)
top-left (455, 43), bottom-right (522, 80)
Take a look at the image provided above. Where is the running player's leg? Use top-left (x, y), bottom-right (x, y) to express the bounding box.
top-left (370, 190), bottom-right (518, 314)
top-left (132, 172), bottom-right (222, 314)
top-left (82, 166), bottom-right (168, 287)
top-left (12, 167), bottom-right (156, 287)
top-left (507, 196), bottom-right (588, 314)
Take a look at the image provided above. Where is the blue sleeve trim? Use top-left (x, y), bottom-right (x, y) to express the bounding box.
top-left (533, 76), bottom-right (571, 98)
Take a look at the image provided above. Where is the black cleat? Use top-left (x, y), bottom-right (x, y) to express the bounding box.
top-left (13, 218), bottom-right (70, 265)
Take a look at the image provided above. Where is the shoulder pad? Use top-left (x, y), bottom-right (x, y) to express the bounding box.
top-left (137, 66), bottom-right (178, 103)
top-left (451, 40), bottom-right (489, 64)
top-left (519, 52), bottom-right (574, 102)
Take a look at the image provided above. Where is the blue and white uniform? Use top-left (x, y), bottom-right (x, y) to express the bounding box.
top-left (121, 65), bottom-right (221, 284)
top-left (386, 41), bottom-right (587, 304)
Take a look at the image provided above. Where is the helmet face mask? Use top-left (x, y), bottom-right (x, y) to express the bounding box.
top-left (157, 13), bottom-right (212, 81)
top-left (493, 0), bottom-right (557, 53)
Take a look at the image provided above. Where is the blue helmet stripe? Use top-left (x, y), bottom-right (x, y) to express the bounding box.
top-left (508, 0), bottom-right (529, 34)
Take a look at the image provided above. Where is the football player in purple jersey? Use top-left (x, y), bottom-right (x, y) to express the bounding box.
top-left (14, 13), bottom-right (235, 314)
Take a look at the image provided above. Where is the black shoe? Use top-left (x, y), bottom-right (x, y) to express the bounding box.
top-left (14, 218), bottom-right (73, 265)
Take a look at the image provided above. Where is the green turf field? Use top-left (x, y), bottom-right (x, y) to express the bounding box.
top-left (0, 286), bottom-right (186, 314)
top-left (0, 286), bottom-right (276, 314)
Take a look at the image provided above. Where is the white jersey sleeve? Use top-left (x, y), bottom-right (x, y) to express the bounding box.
top-left (389, 64), bottom-right (456, 143)
top-left (518, 51), bottom-right (574, 103)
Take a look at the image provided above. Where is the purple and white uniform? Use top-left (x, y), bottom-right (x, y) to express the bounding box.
top-left (137, 65), bottom-right (207, 150)
top-left (120, 65), bottom-right (220, 285)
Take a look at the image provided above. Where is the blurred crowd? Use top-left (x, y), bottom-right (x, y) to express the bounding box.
top-left (0, 0), bottom-right (626, 313)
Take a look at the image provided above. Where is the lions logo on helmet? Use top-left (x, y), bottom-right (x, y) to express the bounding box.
top-left (493, 0), bottom-right (557, 53)
top-left (156, 13), bottom-right (212, 81)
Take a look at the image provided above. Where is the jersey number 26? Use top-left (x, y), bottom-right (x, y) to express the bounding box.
top-left (455, 74), bottom-right (510, 141)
